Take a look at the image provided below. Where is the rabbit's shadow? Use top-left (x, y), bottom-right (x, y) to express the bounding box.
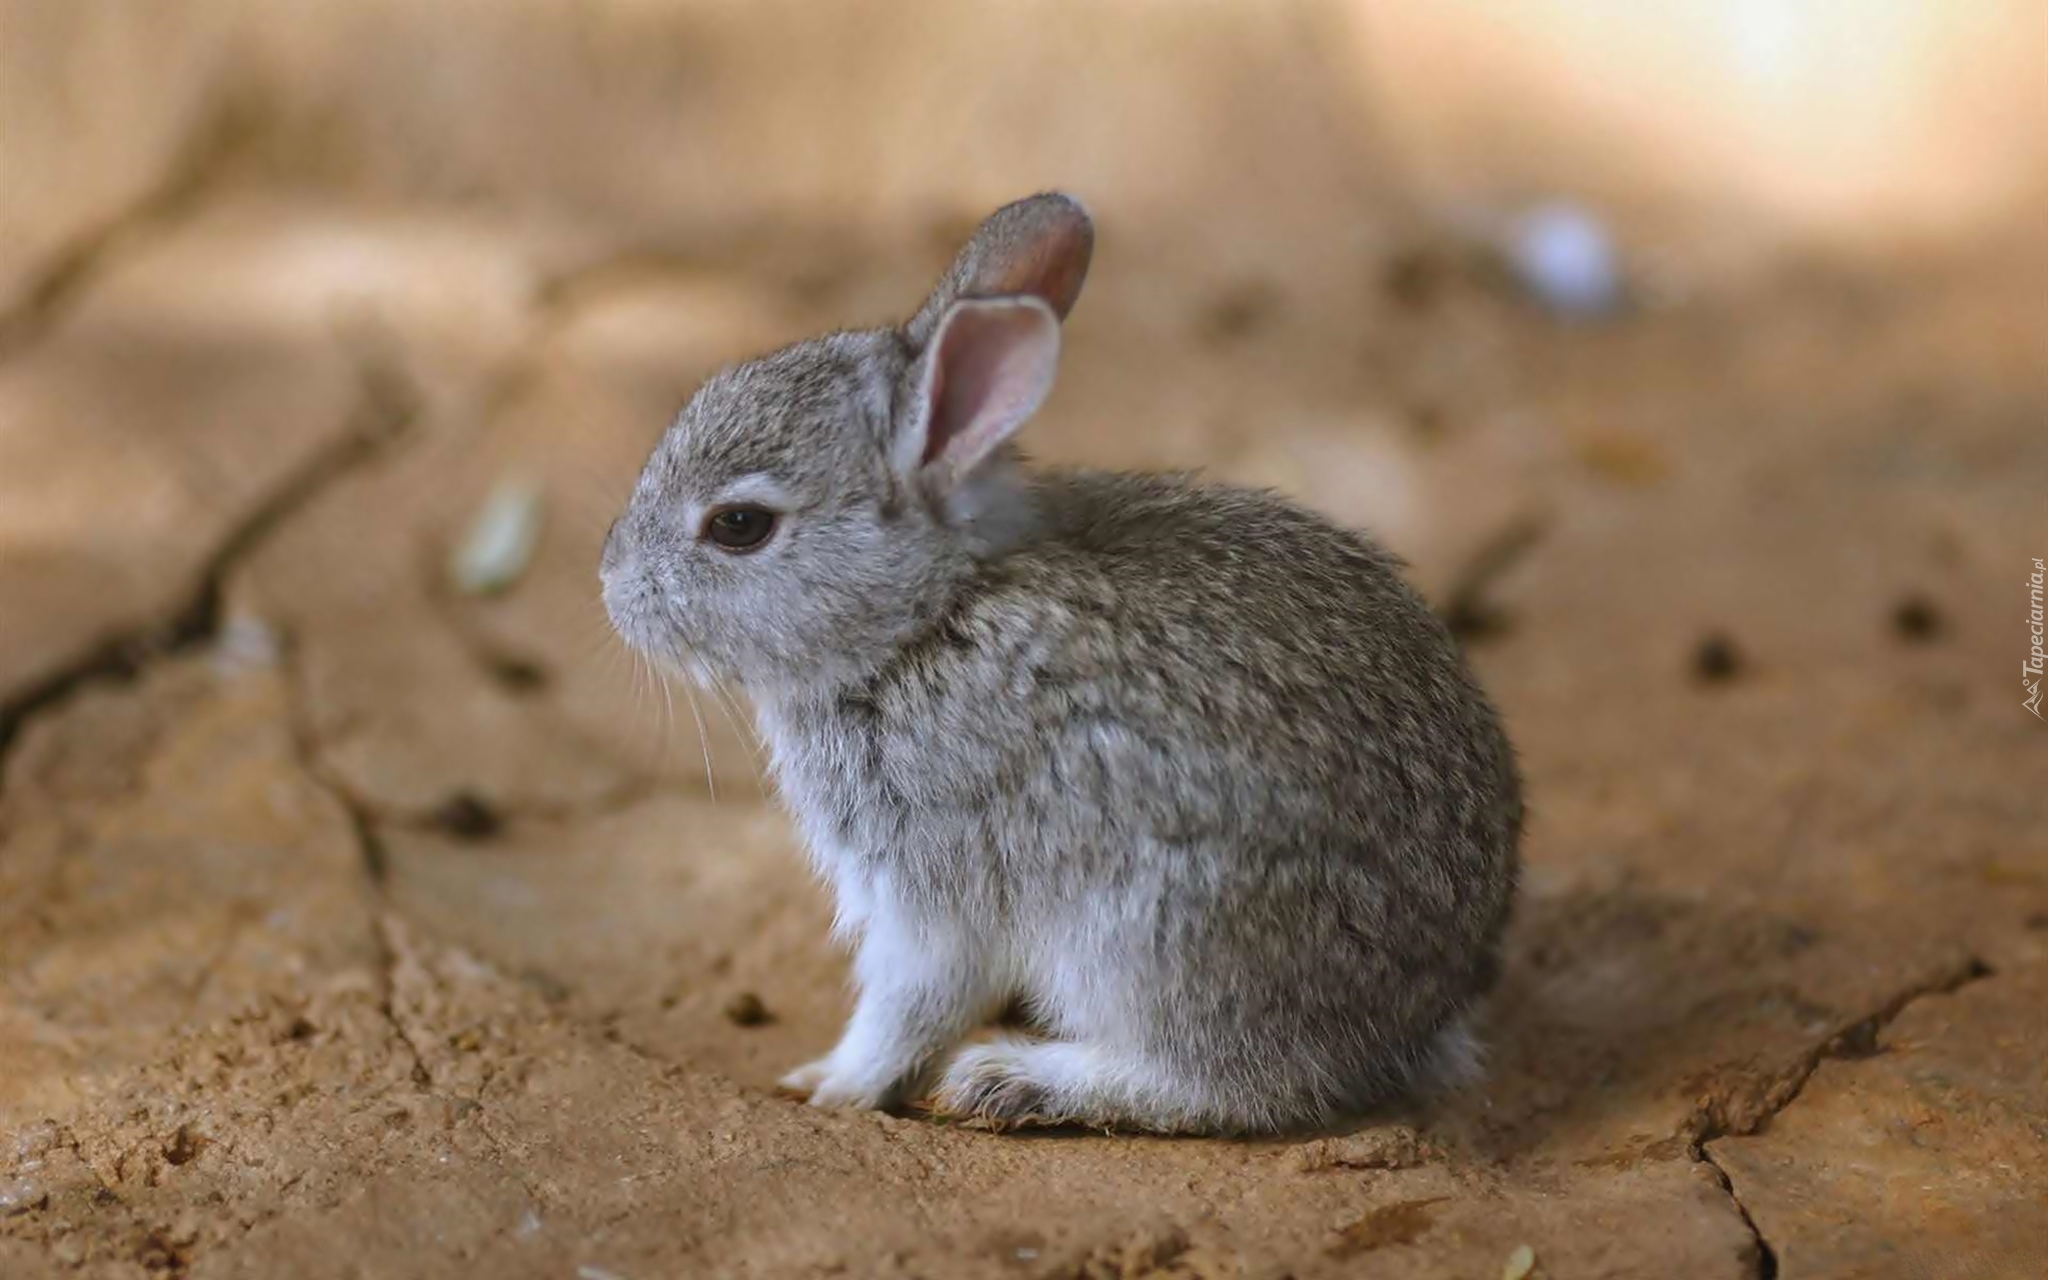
top-left (1421, 880), bottom-right (1868, 1163)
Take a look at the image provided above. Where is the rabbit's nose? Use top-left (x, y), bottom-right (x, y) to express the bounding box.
top-left (598, 529), bottom-right (647, 628)
top-left (601, 566), bottom-right (657, 646)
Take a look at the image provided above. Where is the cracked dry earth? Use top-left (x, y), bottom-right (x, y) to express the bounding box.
top-left (2, 186), bottom-right (2045, 1280)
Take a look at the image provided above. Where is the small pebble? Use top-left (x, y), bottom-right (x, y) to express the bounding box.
top-left (1508, 201), bottom-right (1622, 320)
top-left (12, 1120), bottom-right (59, 1160)
top-left (1503, 1243), bottom-right (1537, 1280)
top-left (723, 991), bottom-right (772, 1027)
top-left (0, 1178), bottom-right (48, 1217)
top-left (1693, 634), bottom-right (1744, 683)
top-left (432, 792), bottom-right (502, 841)
top-left (450, 477), bottom-right (545, 596)
top-left (211, 615), bottom-right (282, 675)
top-left (1891, 594), bottom-right (1943, 642)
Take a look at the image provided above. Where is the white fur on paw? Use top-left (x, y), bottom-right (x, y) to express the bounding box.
top-left (933, 1042), bottom-right (1058, 1124)
top-left (803, 1071), bottom-right (895, 1110)
top-left (780, 1057), bottom-right (898, 1110)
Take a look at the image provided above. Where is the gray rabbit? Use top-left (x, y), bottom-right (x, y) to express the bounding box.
top-left (602, 194), bottom-right (1521, 1134)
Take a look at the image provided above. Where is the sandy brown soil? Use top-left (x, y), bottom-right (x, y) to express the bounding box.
top-left (2, 154), bottom-right (2046, 1280)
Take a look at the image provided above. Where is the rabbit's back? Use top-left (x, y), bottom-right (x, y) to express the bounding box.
top-left (993, 470), bottom-right (1516, 954)
top-left (898, 469), bottom-right (1519, 873)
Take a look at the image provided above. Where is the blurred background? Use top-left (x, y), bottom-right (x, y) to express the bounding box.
top-left (5, 0), bottom-right (2043, 790)
top-left (3, 3), bottom-right (2046, 1275)
top-left (9, 0), bottom-right (2047, 260)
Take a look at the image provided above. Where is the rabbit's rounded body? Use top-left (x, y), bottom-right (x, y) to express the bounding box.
top-left (603, 193), bottom-right (1521, 1134)
top-left (762, 471), bottom-right (1518, 1132)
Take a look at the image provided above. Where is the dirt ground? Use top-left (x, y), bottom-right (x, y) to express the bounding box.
top-left (3, 9), bottom-right (2048, 1277)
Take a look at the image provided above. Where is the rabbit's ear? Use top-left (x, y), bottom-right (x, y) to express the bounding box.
top-left (895, 297), bottom-right (1060, 495)
top-left (907, 193), bottom-right (1093, 349)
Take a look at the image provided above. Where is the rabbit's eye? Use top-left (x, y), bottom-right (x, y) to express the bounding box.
top-left (703, 505), bottom-right (778, 552)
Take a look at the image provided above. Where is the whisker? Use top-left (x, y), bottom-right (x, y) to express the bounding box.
top-left (704, 684), bottom-right (770, 794)
top-left (680, 681), bottom-right (720, 801)
top-left (710, 680), bottom-right (768, 765)
top-left (577, 612), bottom-right (629, 663)
top-left (636, 648), bottom-right (677, 774)
top-left (656, 655), bottom-right (678, 744)
top-left (645, 646), bottom-right (722, 801)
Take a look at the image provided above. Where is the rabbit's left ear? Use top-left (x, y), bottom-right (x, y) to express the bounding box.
top-left (894, 296), bottom-right (1060, 497)
top-left (906, 193), bottom-right (1093, 348)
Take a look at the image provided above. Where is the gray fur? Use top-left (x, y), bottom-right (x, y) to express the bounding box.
top-left (602, 193), bottom-right (1521, 1134)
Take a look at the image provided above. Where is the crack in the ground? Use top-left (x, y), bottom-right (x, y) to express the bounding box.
top-left (0, 340), bottom-right (420, 782)
top-left (369, 917), bottom-right (437, 1089)
top-left (1697, 1144), bottom-right (1779, 1280)
top-left (274, 586), bottom-right (395, 893)
top-left (1683, 954), bottom-right (1993, 1145)
top-left (1683, 954), bottom-right (1994, 1280)
top-left (289, 742), bottom-right (427, 1087)
top-left (236, 610), bottom-right (450, 1098)
top-left (239, 368), bottom-right (448, 1090)
top-left (291, 269), bottom-right (769, 833)
top-left (0, 97), bottom-right (262, 364)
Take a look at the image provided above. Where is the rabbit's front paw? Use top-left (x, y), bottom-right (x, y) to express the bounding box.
top-left (778, 1055), bottom-right (901, 1111)
top-left (776, 1057), bottom-right (834, 1098)
top-left (804, 1073), bottom-right (894, 1110)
